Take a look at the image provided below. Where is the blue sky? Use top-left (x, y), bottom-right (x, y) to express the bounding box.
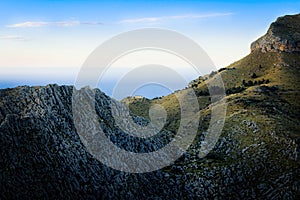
top-left (0, 0), bottom-right (299, 97)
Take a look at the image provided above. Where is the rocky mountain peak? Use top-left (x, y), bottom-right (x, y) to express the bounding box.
top-left (251, 14), bottom-right (300, 53)
top-left (1, 14), bottom-right (300, 199)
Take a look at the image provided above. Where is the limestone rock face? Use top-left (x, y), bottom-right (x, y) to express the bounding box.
top-left (1, 83), bottom-right (299, 199)
top-left (1, 14), bottom-right (300, 199)
top-left (0, 85), bottom-right (169, 199)
top-left (251, 14), bottom-right (300, 53)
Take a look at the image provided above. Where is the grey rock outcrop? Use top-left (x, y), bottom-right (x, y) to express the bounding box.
top-left (1, 14), bottom-right (300, 200)
top-left (1, 84), bottom-right (299, 199)
top-left (251, 14), bottom-right (300, 53)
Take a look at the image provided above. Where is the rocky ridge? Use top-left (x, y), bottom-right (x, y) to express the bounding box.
top-left (251, 14), bottom-right (300, 53)
top-left (1, 14), bottom-right (300, 199)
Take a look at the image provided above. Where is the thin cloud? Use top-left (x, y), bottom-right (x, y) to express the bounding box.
top-left (120, 12), bottom-right (234, 24)
top-left (0, 35), bottom-right (28, 41)
top-left (7, 20), bottom-right (103, 28)
top-left (120, 17), bottom-right (161, 24)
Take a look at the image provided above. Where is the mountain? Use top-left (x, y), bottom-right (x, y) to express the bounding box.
top-left (251, 14), bottom-right (300, 53)
top-left (1, 14), bottom-right (300, 199)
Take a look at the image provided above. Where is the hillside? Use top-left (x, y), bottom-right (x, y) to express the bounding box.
top-left (1, 14), bottom-right (300, 199)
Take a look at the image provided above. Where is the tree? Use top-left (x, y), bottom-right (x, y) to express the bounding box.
top-left (242, 80), bottom-right (246, 86)
top-left (251, 73), bottom-right (258, 78)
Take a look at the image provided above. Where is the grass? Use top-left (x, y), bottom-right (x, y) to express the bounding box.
top-left (121, 48), bottom-right (300, 176)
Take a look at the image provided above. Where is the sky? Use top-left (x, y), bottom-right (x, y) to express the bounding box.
top-left (0, 0), bottom-right (299, 98)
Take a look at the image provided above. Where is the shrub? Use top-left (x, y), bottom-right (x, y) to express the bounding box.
top-left (218, 68), bottom-right (227, 72)
top-left (251, 73), bottom-right (258, 78)
top-left (226, 86), bottom-right (246, 95)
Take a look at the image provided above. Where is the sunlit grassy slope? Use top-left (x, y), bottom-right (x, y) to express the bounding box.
top-left (122, 47), bottom-right (300, 176)
top-left (123, 49), bottom-right (300, 130)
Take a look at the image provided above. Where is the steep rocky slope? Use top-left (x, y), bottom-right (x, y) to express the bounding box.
top-left (1, 14), bottom-right (300, 199)
top-left (251, 14), bottom-right (300, 52)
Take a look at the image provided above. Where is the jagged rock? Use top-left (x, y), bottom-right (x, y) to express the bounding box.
top-left (1, 14), bottom-right (300, 200)
top-left (251, 14), bottom-right (300, 53)
top-left (1, 83), bottom-right (299, 199)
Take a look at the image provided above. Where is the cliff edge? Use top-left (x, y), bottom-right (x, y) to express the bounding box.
top-left (251, 14), bottom-right (300, 53)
